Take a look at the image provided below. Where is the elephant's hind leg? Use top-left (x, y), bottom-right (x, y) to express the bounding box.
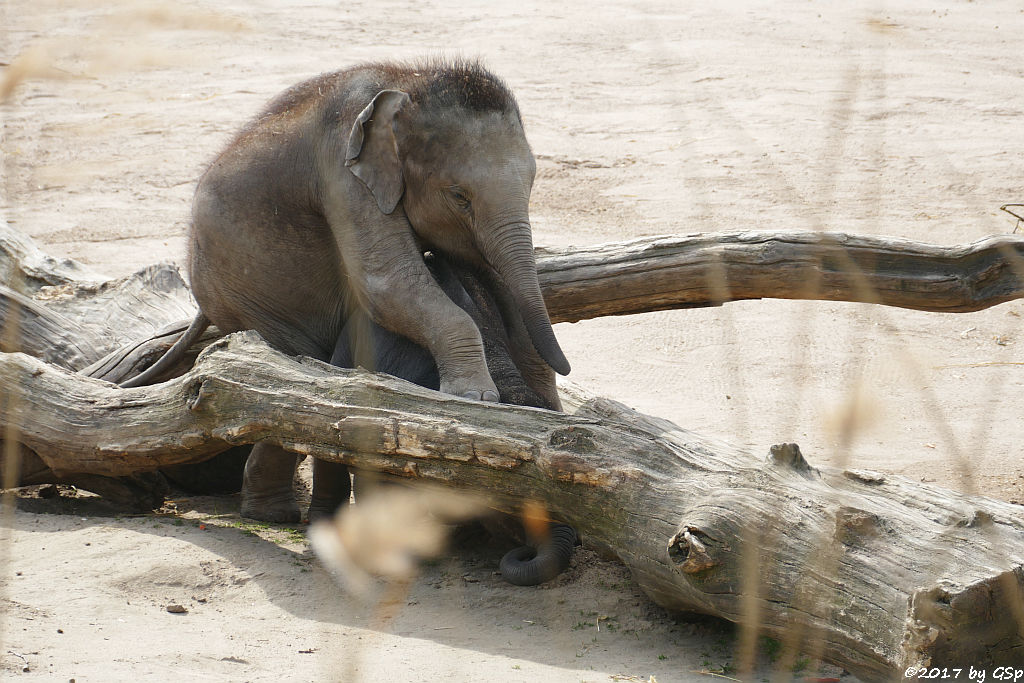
top-left (240, 442), bottom-right (303, 523)
top-left (308, 458), bottom-right (352, 523)
top-left (238, 328), bottom-right (331, 523)
top-left (305, 310), bottom-right (439, 521)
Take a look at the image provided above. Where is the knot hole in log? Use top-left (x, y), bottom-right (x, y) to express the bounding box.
top-left (668, 526), bottom-right (720, 575)
top-left (186, 379), bottom-right (216, 412)
top-left (833, 506), bottom-right (885, 546)
top-left (955, 509), bottom-right (995, 529)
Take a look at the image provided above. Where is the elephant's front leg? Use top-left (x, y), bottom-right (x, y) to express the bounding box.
top-left (364, 260), bottom-right (498, 401)
top-left (424, 314), bottom-right (499, 402)
top-left (240, 442), bottom-right (302, 523)
top-left (333, 211), bottom-right (499, 402)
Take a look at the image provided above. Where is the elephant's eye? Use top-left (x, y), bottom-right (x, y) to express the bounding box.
top-left (448, 186), bottom-right (471, 210)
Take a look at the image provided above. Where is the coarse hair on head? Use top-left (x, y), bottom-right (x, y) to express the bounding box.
top-left (381, 56), bottom-right (521, 119)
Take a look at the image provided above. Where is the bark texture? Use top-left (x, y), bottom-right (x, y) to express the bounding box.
top-left (3, 223), bottom-right (1024, 678)
top-left (5, 223), bottom-right (1024, 377)
top-left (538, 231), bottom-right (1024, 322)
top-left (1, 332), bottom-right (1022, 678)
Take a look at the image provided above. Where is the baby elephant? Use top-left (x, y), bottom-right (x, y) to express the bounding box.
top-left (127, 58), bottom-right (569, 523)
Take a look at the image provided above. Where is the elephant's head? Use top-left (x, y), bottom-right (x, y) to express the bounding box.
top-left (343, 67), bottom-right (570, 377)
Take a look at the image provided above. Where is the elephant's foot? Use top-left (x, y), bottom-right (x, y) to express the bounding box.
top-left (240, 491), bottom-right (301, 523)
top-left (241, 442), bottom-right (301, 523)
top-left (439, 367), bottom-right (500, 403)
top-left (306, 503), bottom-right (338, 525)
top-left (307, 458), bottom-right (351, 524)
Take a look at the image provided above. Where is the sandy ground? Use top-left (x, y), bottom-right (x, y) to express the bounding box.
top-left (2, 0), bottom-right (1023, 680)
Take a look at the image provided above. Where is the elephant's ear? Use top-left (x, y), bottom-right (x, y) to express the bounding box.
top-left (344, 89), bottom-right (411, 214)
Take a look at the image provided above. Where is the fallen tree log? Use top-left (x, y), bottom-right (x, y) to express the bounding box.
top-left (538, 231), bottom-right (1024, 321)
top-left (1, 331), bottom-right (1022, 677)
top-left (4, 224), bottom-right (1024, 676)
top-left (0, 221), bottom-right (106, 295)
top-left (0, 265), bottom-right (199, 370)
top-left (75, 229), bottom-right (1024, 389)
top-left (4, 223), bottom-right (1024, 375)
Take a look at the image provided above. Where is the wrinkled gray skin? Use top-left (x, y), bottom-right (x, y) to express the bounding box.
top-left (187, 59), bottom-right (568, 522)
top-left (309, 250), bottom-right (562, 524)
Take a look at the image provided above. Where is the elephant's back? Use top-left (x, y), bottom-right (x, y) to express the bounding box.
top-left (184, 66), bottom-right (377, 358)
top-left (188, 156), bottom-right (347, 360)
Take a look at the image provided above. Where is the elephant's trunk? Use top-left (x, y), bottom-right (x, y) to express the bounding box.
top-left (483, 222), bottom-right (570, 376)
top-left (499, 523), bottom-right (578, 586)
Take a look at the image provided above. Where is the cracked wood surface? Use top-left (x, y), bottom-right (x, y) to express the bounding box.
top-left (4, 224), bottom-right (1024, 677)
top-left (5, 223), bottom-right (1024, 376)
top-left (2, 332), bottom-right (1023, 678)
top-left (538, 231), bottom-right (1024, 322)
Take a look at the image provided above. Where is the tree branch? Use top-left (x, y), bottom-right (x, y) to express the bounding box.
top-left (539, 231), bottom-right (1024, 322)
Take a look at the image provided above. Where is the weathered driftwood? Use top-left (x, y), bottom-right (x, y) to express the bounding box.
top-left (1, 265), bottom-right (199, 371)
top-left (2, 332), bottom-right (1022, 677)
top-left (87, 230), bottom-right (1024, 386)
top-left (0, 222), bottom-right (106, 295)
top-left (538, 231), bottom-right (1024, 322)
top-left (4, 224), bottom-right (1024, 677)
top-left (4, 223), bottom-right (1024, 377)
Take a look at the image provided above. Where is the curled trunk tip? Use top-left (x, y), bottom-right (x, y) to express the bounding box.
top-left (499, 523), bottom-right (577, 586)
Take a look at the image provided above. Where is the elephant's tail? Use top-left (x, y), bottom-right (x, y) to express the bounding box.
top-left (499, 523), bottom-right (578, 586)
top-left (120, 312), bottom-right (210, 388)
